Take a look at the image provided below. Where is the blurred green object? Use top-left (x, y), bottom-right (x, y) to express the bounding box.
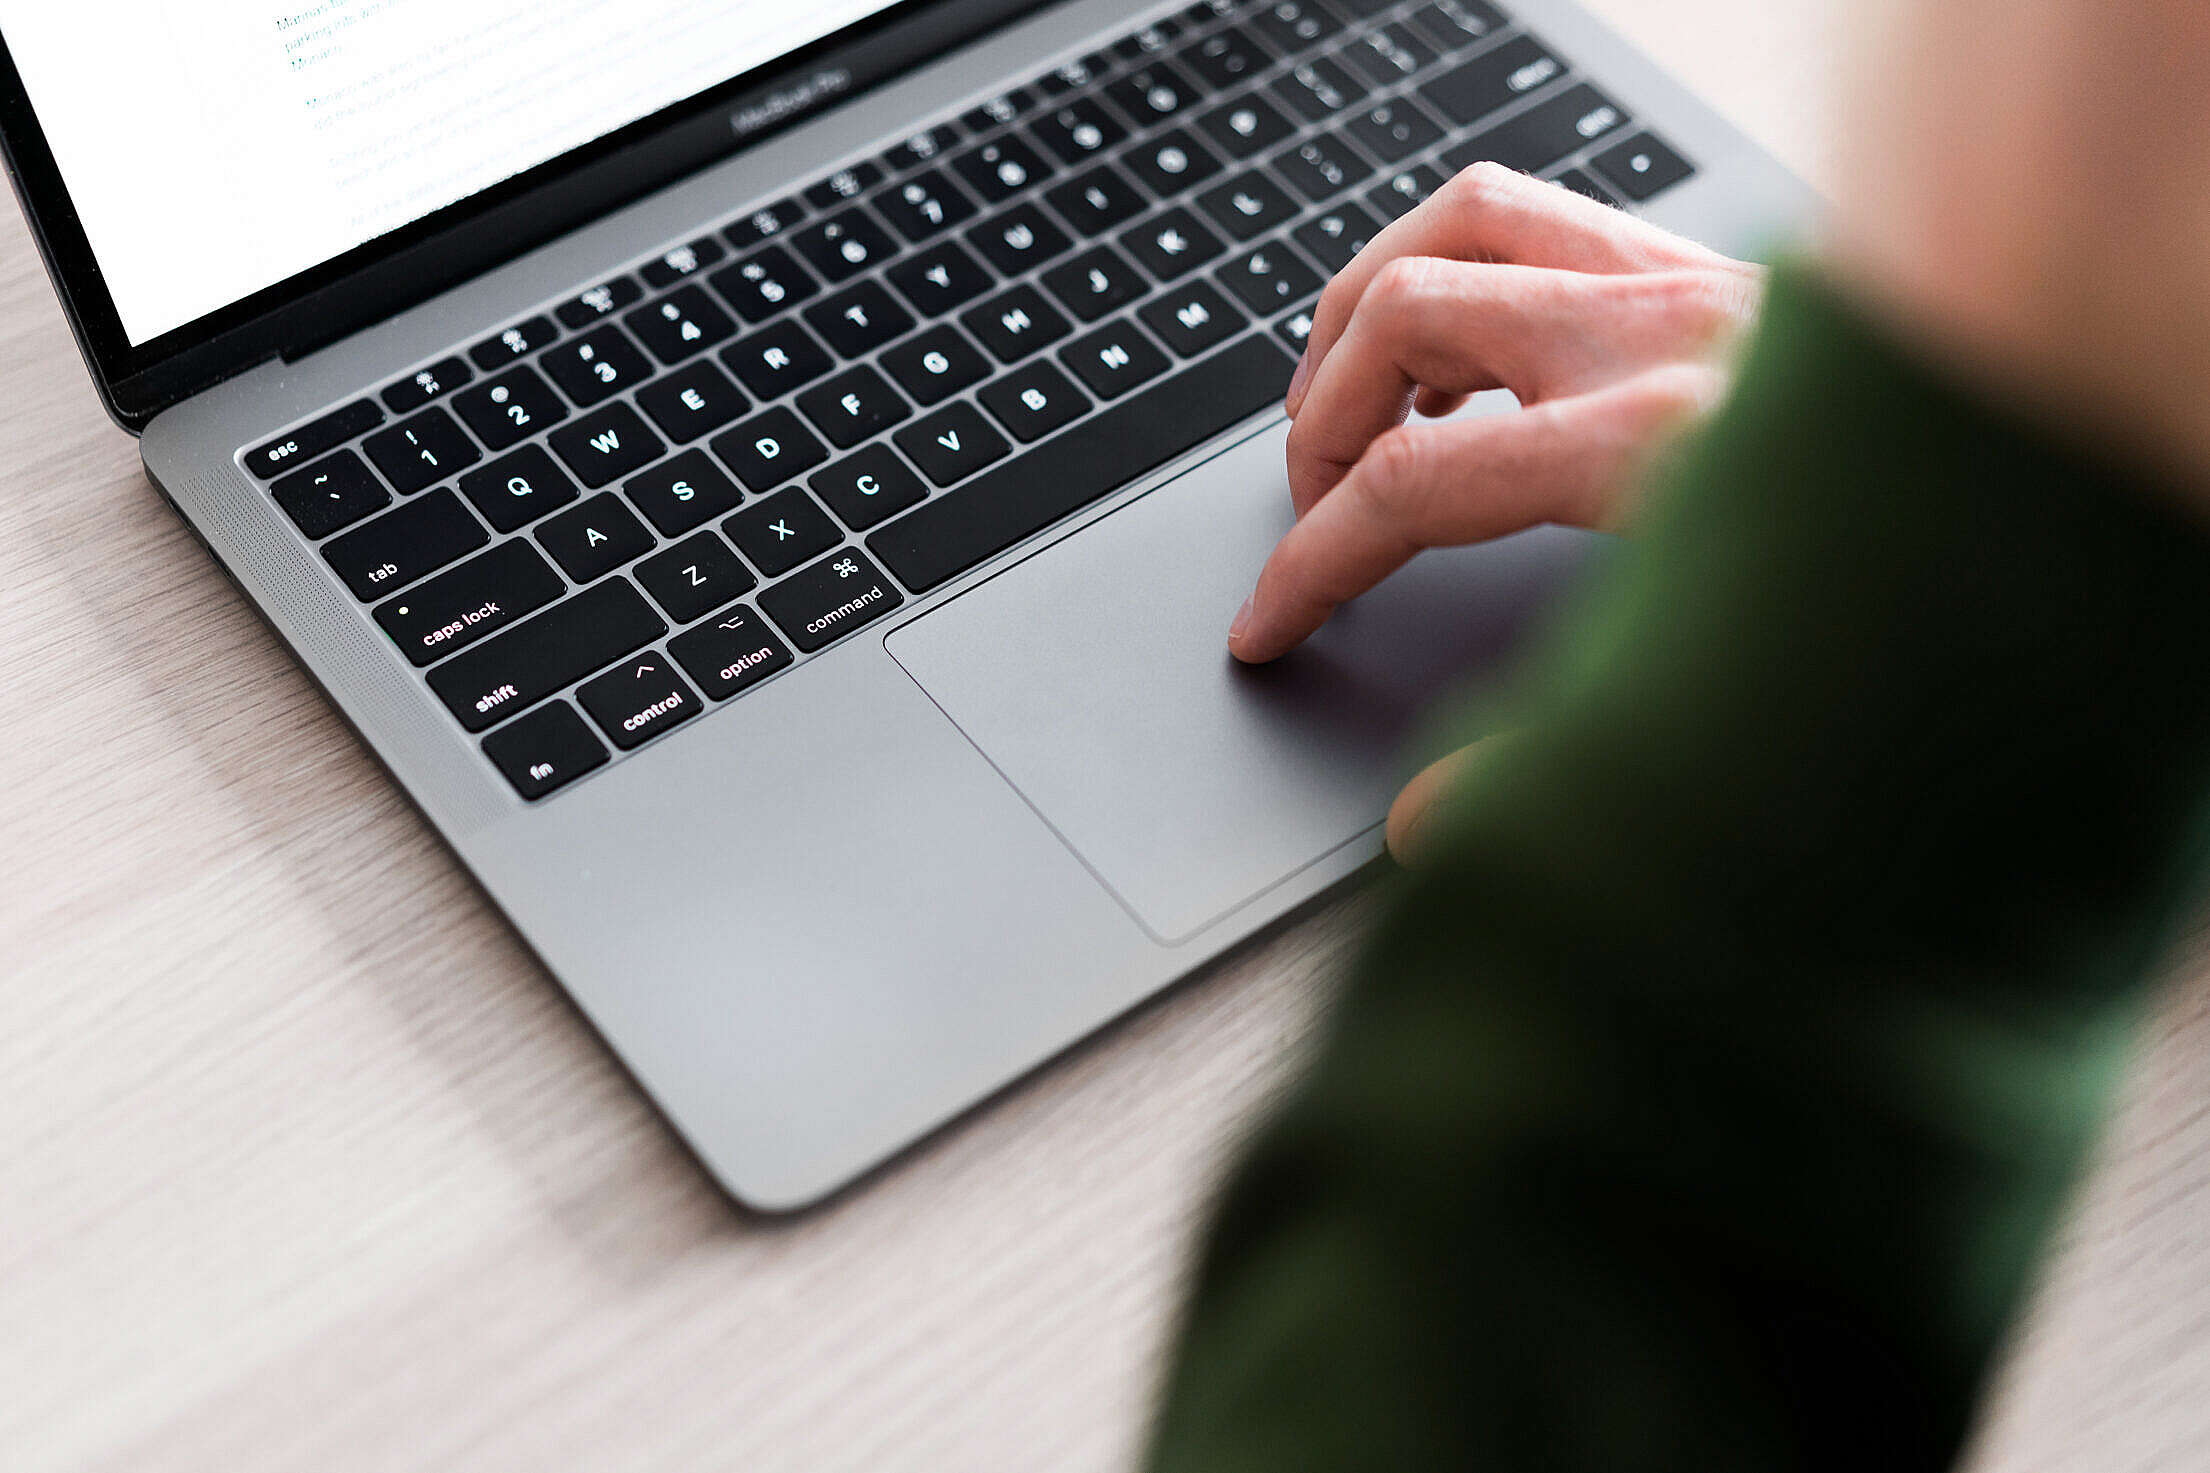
top-left (1147, 261), bottom-right (2210, 1472)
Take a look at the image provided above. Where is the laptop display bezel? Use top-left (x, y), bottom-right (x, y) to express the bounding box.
top-left (0, 0), bottom-right (1045, 432)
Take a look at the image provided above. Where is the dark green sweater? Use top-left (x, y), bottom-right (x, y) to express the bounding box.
top-left (1147, 265), bottom-right (2210, 1471)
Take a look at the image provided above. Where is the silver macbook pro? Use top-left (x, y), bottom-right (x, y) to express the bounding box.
top-left (0, 0), bottom-right (1809, 1207)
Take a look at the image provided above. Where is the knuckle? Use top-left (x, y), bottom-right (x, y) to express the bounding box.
top-left (1444, 159), bottom-right (1525, 215)
top-left (1365, 255), bottom-right (1447, 322)
top-left (1360, 426), bottom-right (1431, 512)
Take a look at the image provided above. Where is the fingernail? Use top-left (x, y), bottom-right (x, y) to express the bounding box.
top-left (1229, 595), bottom-right (1254, 645)
top-left (1285, 348), bottom-right (1311, 413)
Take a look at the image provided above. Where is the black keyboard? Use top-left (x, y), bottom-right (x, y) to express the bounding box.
top-left (240, 0), bottom-right (1697, 802)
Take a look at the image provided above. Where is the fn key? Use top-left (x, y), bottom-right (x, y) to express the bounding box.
top-left (483, 701), bottom-right (608, 799)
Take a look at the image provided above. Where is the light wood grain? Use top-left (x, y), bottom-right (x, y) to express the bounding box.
top-left (7, 3), bottom-right (2204, 1469)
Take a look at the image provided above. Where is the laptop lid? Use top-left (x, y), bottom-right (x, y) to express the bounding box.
top-left (0, 0), bottom-right (1039, 431)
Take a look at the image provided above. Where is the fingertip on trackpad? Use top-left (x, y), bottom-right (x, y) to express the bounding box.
top-left (885, 430), bottom-right (1592, 942)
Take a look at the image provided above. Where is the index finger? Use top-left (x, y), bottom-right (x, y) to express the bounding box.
top-left (1287, 163), bottom-right (1734, 418)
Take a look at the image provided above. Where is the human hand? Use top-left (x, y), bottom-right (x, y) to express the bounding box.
top-left (1228, 162), bottom-right (1763, 664)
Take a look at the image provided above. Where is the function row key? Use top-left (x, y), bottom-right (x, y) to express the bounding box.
top-left (640, 236), bottom-right (728, 290)
top-left (468, 314), bottom-right (558, 371)
top-left (958, 85), bottom-right (1037, 138)
top-left (380, 355), bottom-right (472, 415)
top-left (878, 122), bottom-right (962, 175)
top-left (802, 159), bottom-right (884, 211)
top-left (556, 275), bottom-right (644, 329)
top-left (1109, 15), bottom-right (1184, 62)
top-left (1036, 51), bottom-right (1114, 98)
top-left (245, 398), bottom-right (384, 480)
top-left (726, 194), bottom-right (808, 247)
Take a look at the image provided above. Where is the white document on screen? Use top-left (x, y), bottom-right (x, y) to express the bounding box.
top-left (0, 0), bottom-right (895, 343)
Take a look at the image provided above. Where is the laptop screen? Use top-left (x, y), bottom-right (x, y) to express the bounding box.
top-left (0, 0), bottom-right (906, 346)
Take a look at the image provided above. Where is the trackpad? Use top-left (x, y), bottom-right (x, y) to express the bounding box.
top-left (883, 423), bottom-right (1596, 943)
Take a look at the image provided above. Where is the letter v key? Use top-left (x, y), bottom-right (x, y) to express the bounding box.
top-left (897, 405), bottom-right (1009, 487)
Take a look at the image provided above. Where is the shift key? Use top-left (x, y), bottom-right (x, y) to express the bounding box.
top-left (429, 579), bottom-right (666, 731)
top-left (374, 540), bottom-right (563, 667)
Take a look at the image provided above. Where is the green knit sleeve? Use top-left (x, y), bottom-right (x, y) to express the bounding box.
top-left (1146, 262), bottom-right (2210, 1473)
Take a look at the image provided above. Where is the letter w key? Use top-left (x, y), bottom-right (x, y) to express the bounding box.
top-left (551, 403), bottom-right (666, 486)
top-left (896, 402), bottom-right (1011, 487)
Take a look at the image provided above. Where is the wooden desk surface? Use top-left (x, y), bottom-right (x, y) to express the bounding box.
top-left (8, 4), bottom-right (2209, 1468)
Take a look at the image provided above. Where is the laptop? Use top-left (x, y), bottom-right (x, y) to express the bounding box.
top-left (0, 0), bottom-right (1808, 1208)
